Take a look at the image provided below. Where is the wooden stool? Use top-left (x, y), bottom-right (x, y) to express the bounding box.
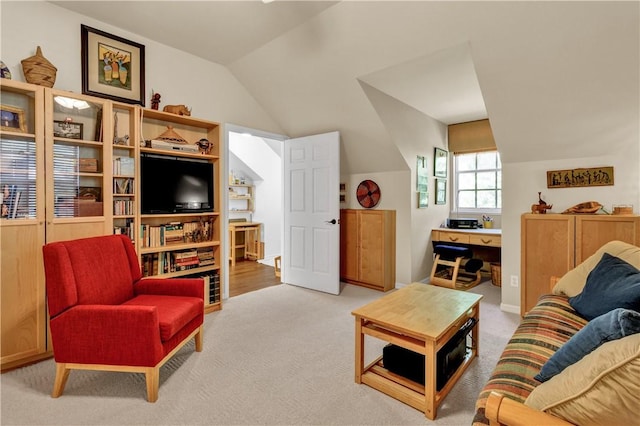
top-left (274, 256), bottom-right (281, 278)
top-left (430, 244), bottom-right (482, 290)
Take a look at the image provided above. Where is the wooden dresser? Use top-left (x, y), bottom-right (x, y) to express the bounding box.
top-left (521, 213), bottom-right (640, 315)
top-left (340, 209), bottom-right (396, 291)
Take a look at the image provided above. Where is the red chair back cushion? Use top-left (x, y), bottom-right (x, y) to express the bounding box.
top-left (44, 235), bottom-right (141, 316)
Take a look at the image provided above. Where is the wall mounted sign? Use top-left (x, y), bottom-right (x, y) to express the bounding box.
top-left (546, 167), bottom-right (614, 188)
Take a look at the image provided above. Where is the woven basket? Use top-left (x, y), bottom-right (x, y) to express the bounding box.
top-left (490, 263), bottom-right (501, 287)
top-left (21, 46), bottom-right (57, 88)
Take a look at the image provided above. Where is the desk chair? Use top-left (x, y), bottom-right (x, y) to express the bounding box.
top-left (430, 244), bottom-right (483, 290)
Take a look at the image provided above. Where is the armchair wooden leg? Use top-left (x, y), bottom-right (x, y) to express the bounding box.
top-left (195, 326), bottom-right (203, 352)
top-left (145, 367), bottom-right (159, 403)
top-left (52, 363), bottom-right (70, 398)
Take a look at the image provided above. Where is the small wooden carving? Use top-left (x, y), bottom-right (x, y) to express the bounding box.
top-left (531, 192), bottom-right (552, 214)
top-left (562, 201), bottom-right (603, 214)
top-left (162, 104), bottom-right (191, 116)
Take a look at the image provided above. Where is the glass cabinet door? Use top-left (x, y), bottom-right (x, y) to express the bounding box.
top-left (0, 82), bottom-right (43, 221)
top-left (47, 90), bottom-right (110, 219)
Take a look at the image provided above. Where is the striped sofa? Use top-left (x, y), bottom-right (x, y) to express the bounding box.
top-left (472, 294), bottom-right (586, 425)
top-left (473, 240), bottom-right (640, 426)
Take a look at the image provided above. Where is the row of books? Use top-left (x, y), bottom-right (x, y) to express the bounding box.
top-left (0, 184), bottom-right (21, 219)
top-left (205, 271), bottom-right (221, 304)
top-left (141, 247), bottom-right (216, 277)
top-left (112, 157), bottom-right (134, 176)
top-left (140, 220), bottom-right (214, 248)
top-left (182, 270), bottom-right (221, 305)
top-left (114, 200), bottom-right (134, 216)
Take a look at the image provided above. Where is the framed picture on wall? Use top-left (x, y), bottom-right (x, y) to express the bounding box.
top-left (81, 25), bottom-right (146, 105)
top-left (418, 191), bottom-right (428, 209)
top-left (416, 155), bottom-right (428, 192)
top-left (435, 178), bottom-right (446, 205)
top-left (434, 147), bottom-right (448, 178)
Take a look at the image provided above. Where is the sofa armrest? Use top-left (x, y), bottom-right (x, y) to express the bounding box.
top-left (134, 277), bottom-right (204, 299)
top-left (49, 305), bottom-right (164, 366)
top-left (485, 392), bottom-right (573, 426)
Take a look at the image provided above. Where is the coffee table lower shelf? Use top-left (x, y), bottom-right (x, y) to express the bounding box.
top-left (360, 351), bottom-right (477, 415)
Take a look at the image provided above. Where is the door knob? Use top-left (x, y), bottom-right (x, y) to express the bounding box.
top-left (326, 219), bottom-right (337, 225)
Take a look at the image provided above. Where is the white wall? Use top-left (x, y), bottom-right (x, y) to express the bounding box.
top-left (0, 1), bottom-right (283, 134)
top-left (359, 82), bottom-right (449, 284)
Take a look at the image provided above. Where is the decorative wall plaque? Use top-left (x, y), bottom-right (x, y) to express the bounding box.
top-left (546, 167), bottom-right (614, 188)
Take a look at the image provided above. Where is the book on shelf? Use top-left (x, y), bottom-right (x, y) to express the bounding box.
top-left (113, 157), bottom-right (134, 176)
top-left (1, 184), bottom-right (20, 219)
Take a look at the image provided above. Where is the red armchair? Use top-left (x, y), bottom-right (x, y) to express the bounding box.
top-left (42, 234), bottom-right (205, 402)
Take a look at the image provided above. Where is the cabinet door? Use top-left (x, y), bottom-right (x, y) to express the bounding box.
top-left (1, 80), bottom-right (48, 370)
top-left (339, 209), bottom-right (358, 281)
top-left (45, 89), bottom-right (112, 243)
top-left (576, 215), bottom-right (640, 263)
top-left (521, 214), bottom-right (574, 315)
top-left (358, 211), bottom-right (386, 286)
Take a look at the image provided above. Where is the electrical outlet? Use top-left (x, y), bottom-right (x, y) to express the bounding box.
top-left (510, 275), bottom-right (519, 287)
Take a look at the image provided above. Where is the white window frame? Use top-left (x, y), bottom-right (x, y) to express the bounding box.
top-left (452, 150), bottom-right (502, 215)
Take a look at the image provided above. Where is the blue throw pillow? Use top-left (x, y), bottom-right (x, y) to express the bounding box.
top-left (568, 253), bottom-right (640, 320)
top-left (535, 308), bottom-right (640, 382)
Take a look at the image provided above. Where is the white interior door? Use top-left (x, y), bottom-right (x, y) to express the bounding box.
top-left (283, 131), bottom-right (340, 295)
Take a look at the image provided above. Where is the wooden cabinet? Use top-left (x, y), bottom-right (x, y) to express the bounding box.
top-left (340, 209), bottom-right (396, 291)
top-left (44, 89), bottom-right (114, 243)
top-left (521, 213), bottom-right (640, 315)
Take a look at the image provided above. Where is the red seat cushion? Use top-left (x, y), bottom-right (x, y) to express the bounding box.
top-left (123, 295), bottom-right (202, 341)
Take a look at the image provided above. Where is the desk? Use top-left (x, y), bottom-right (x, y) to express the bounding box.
top-left (229, 222), bottom-right (262, 266)
top-left (431, 228), bottom-right (501, 270)
top-left (352, 283), bottom-right (482, 419)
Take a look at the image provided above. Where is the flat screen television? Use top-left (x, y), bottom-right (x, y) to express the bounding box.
top-left (141, 154), bottom-right (214, 214)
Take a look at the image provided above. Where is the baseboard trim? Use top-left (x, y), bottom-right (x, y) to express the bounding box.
top-left (500, 303), bottom-right (520, 314)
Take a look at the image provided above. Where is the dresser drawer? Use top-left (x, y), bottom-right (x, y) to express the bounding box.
top-left (436, 231), bottom-right (470, 244)
top-left (469, 234), bottom-right (502, 247)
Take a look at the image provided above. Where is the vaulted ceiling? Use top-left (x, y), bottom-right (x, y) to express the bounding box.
top-left (51, 1), bottom-right (639, 174)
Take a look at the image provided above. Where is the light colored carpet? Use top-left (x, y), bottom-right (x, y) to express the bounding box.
top-left (0, 281), bottom-right (519, 425)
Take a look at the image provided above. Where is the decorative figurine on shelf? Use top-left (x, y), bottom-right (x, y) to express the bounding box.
top-left (113, 112), bottom-right (130, 145)
top-left (562, 201), bottom-right (603, 214)
top-left (0, 61), bottom-right (11, 79)
top-left (150, 91), bottom-right (161, 110)
top-left (196, 138), bottom-right (213, 155)
top-left (531, 191), bottom-right (553, 214)
top-left (21, 46), bottom-right (57, 88)
top-left (162, 104), bottom-right (191, 116)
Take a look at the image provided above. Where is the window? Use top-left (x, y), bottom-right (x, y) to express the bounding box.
top-left (454, 151), bottom-right (501, 210)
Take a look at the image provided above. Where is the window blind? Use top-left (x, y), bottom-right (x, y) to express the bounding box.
top-left (448, 119), bottom-right (496, 153)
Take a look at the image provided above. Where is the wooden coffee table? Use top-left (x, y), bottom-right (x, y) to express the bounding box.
top-left (352, 282), bottom-right (482, 419)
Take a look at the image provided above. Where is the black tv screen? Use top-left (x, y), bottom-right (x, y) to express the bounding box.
top-left (141, 154), bottom-right (214, 214)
